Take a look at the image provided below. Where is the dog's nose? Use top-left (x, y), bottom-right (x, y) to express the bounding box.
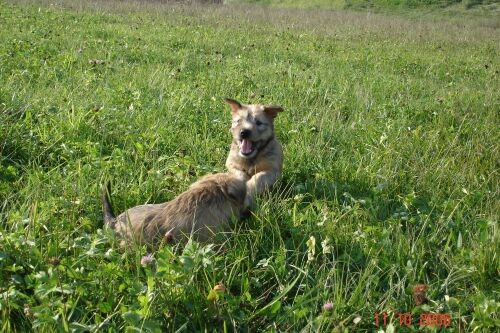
top-left (240, 129), bottom-right (252, 139)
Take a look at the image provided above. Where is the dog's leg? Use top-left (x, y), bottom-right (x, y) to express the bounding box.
top-left (245, 171), bottom-right (280, 207)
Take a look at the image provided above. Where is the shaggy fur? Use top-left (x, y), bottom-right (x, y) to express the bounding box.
top-left (102, 173), bottom-right (247, 245)
top-left (224, 98), bottom-right (284, 207)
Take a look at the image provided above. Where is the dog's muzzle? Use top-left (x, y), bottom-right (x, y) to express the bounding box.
top-left (238, 139), bottom-right (255, 156)
top-left (238, 129), bottom-right (255, 157)
top-left (240, 129), bottom-right (251, 139)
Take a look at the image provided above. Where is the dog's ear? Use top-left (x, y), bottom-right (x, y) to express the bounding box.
top-left (224, 98), bottom-right (242, 116)
top-left (263, 105), bottom-right (283, 119)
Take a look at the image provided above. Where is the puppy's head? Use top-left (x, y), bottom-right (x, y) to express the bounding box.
top-left (225, 98), bottom-right (283, 159)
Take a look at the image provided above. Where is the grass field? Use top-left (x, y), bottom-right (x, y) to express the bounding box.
top-left (1, 0), bottom-right (499, 331)
top-left (230, 0), bottom-right (500, 14)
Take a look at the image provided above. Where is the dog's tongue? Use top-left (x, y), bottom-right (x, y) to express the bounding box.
top-left (240, 139), bottom-right (253, 154)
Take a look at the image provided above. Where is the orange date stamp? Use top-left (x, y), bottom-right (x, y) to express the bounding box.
top-left (375, 312), bottom-right (452, 327)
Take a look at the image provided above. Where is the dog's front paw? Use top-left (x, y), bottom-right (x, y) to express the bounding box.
top-left (244, 194), bottom-right (255, 209)
top-left (240, 209), bottom-right (252, 220)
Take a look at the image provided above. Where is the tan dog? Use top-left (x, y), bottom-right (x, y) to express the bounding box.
top-left (224, 98), bottom-right (284, 207)
top-left (102, 173), bottom-right (247, 245)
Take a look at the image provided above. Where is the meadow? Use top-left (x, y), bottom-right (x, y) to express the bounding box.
top-left (0, 0), bottom-right (499, 331)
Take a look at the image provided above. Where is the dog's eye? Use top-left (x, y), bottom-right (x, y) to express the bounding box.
top-left (256, 120), bottom-right (264, 126)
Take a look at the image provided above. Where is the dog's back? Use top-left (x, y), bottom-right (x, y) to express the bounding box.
top-left (102, 173), bottom-right (246, 245)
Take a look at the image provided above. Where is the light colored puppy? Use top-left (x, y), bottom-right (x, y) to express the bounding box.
top-left (224, 98), bottom-right (284, 207)
top-left (102, 173), bottom-right (247, 245)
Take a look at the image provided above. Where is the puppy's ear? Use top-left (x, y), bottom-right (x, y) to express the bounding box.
top-left (263, 105), bottom-right (283, 119)
top-left (224, 98), bottom-right (242, 116)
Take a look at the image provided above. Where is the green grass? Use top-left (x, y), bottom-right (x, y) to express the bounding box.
top-left (1, 0), bottom-right (499, 331)
top-left (230, 0), bottom-right (500, 20)
top-left (226, 0), bottom-right (346, 10)
top-left (230, 0), bottom-right (499, 10)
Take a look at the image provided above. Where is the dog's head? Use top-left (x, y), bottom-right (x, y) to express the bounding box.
top-left (225, 98), bottom-right (283, 159)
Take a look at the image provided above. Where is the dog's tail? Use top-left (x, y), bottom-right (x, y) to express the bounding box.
top-left (102, 180), bottom-right (116, 227)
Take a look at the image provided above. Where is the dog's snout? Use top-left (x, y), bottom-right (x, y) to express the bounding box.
top-left (240, 129), bottom-right (252, 139)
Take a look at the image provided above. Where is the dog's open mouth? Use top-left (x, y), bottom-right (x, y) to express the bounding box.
top-left (238, 139), bottom-right (255, 156)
